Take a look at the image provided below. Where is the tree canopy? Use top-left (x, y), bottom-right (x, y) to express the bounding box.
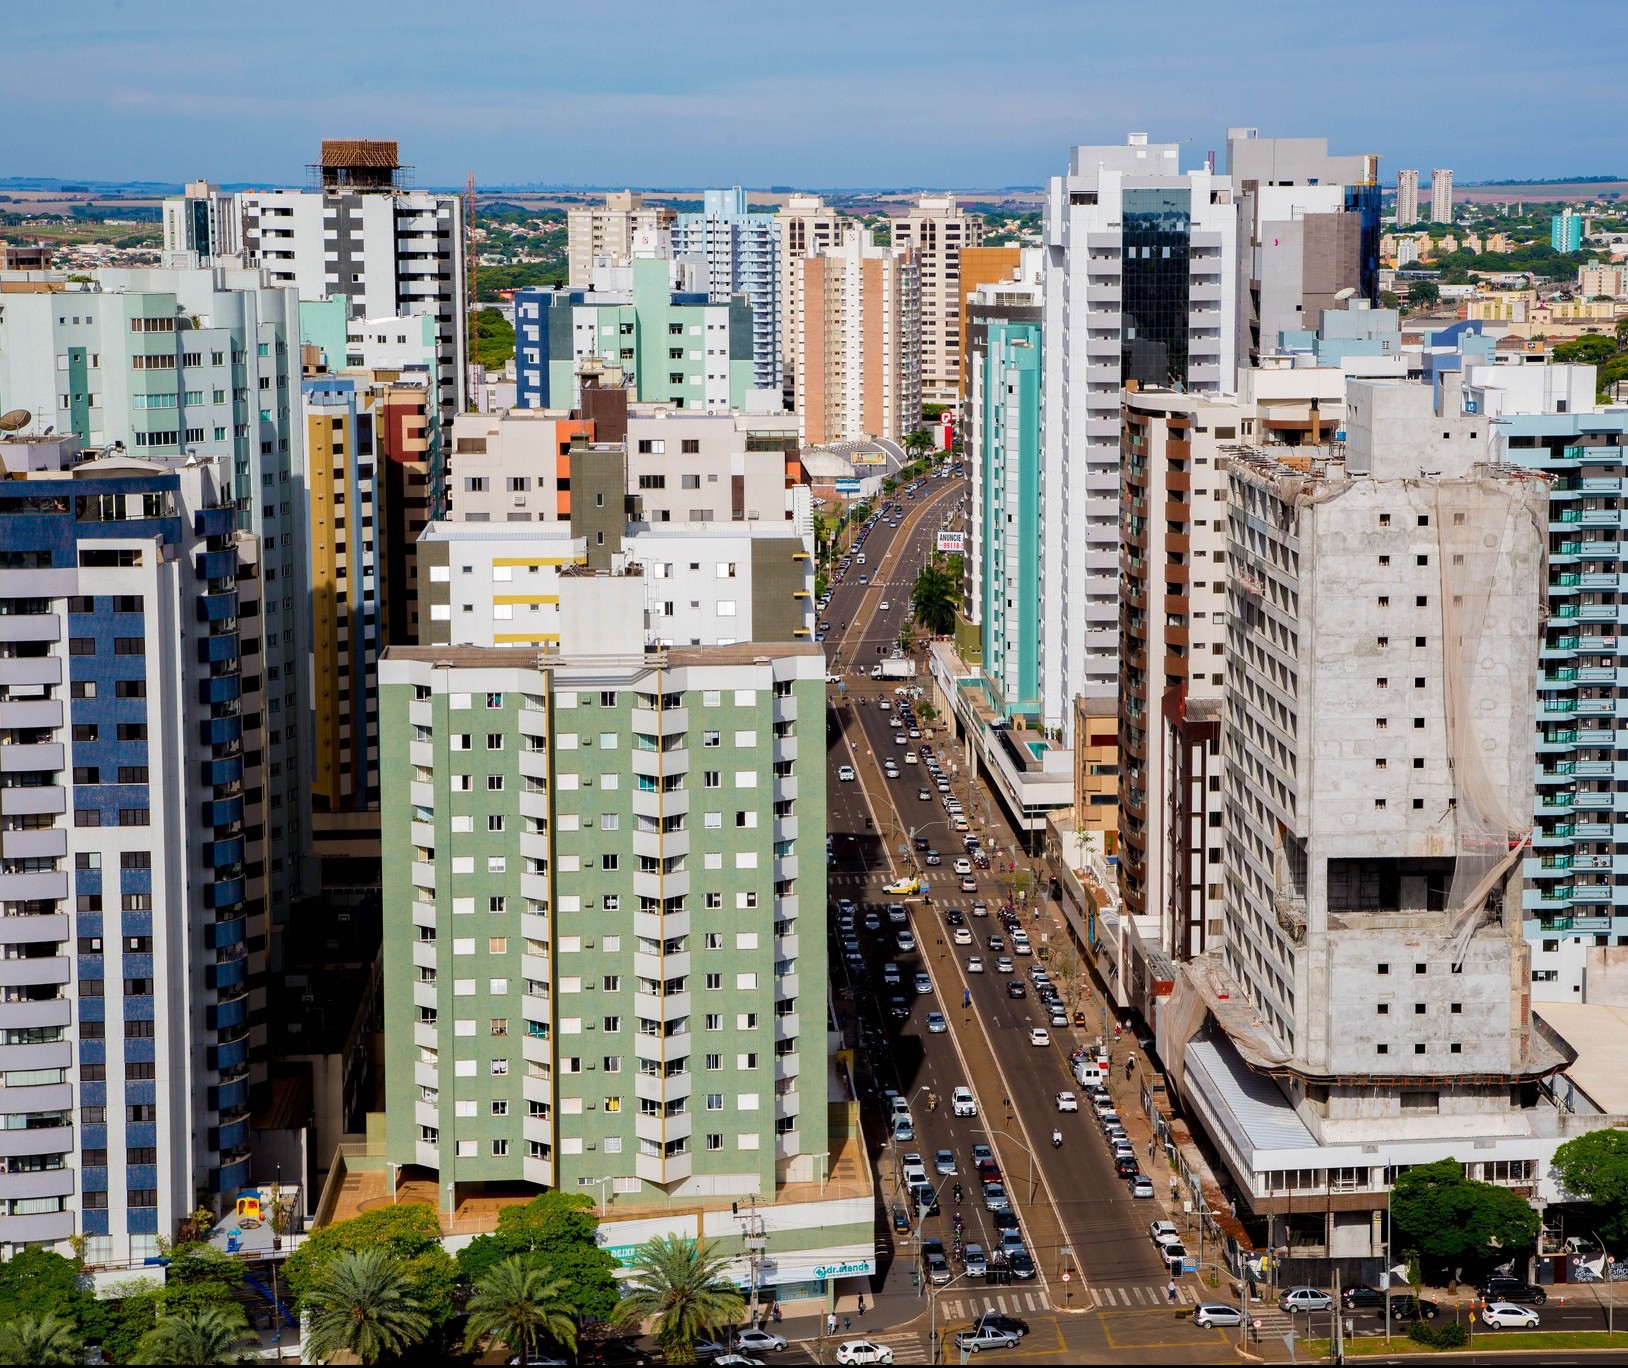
top-left (1553, 333), bottom-right (1619, 366)
top-left (911, 559), bottom-right (959, 637)
top-left (1391, 1158), bottom-right (1540, 1279)
top-left (471, 307), bottom-right (516, 370)
top-left (283, 1202), bottom-right (459, 1326)
top-left (0, 1248), bottom-right (88, 1327)
top-left (454, 1191), bottom-right (621, 1323)
top-left (1551, 1128), bottom-right (1628, 1249)
top-left (612, 1235), bottom-right (744, 1367)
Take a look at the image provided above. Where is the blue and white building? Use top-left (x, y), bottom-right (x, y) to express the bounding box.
top-left (0, 438), bottom-right (262, 1264)
top-left (673, 188), bottom-right (781, 394)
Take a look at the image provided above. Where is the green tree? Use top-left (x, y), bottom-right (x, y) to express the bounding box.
top-left (1406, 281), bottom-right (1441, 311)
top-left (0, 1248), bottom-right (89, 1328)
top-left (463, 1255), bottom-right (579, 1361)
top-left (902, 429), bottom-right (935, 460)
top-left (612, 1235), bottom-right (744, 1367)
top-left (1379, 289), bottom-right (1402, 311)
top-left (301, 1247), bottom-right (431, 1365)
top-left (1551, 1128), bottom-right (1628, 1249)
top-left (159, 1243), bottom-right (244, 1315)
top-left (284, 1202), bottom-right (457, 1326)
top-left (1553, 333), bottom-right (1618, 365)
top-left (1391, 1158), bottom-right (1540, 1279)
top-left (0, 1313), bottom-right (80, 1366)
top-left (454, 1191), bottom-right (621, 1323)
top-left (470, 307), bottom-right (516, 370)
top-left (911, 560), bottom-right (959, 636)
top-left (133, 1305), bottom-right (254, 1366)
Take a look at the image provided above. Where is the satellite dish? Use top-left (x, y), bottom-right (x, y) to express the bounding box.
top-left (0, 409), bottom-right (31, 432)
top-left (1335, 286), bottom-right (1357, 301)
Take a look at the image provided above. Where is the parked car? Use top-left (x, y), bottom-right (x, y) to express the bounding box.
top-left (1130, 1175), bottom-right (1156, 1198)
top-left (1480, 1277), bottom-right (1547, 1305)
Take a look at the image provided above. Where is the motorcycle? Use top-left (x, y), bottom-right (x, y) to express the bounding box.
top-left (1052, 1130), bottom-right (1063, 1149)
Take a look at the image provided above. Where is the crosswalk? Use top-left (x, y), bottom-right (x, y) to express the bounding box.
top-left (937, 1288), bottom-right (1051, 1321)
top-left (1078, 1282), bottom-right (1208, 1309)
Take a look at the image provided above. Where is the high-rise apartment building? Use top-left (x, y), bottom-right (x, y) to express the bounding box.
top-left (1552, 208), bottom-right (1583, 254)
top-left (892, 195), bottom-right (983, 404)
top-left (162, 180), bottom-right (240, 267)
top-left (234, 140), bottom-right (467, 431)
top-left (1225, 130), bottom-right (1381, 369)
top-left (0, 269), bottom-right (307, 931)
top-left (672, 189), bottom-right (781, 395)
top-left (1117, 367), bottom-right (1345, 963)
top-left (1395, 168), bottom-right (1420, 228)
top-left (956, 247), bottom-right (1024, 399)
top-left (379, 635), bottom-right (828, 1209)
top-left (794, 233), bottom-right (921, 447)
top-left (1164, 376), bottom-right (1567, 1265)
top-left (1040, 133), bottom-right (1237, 738)
top-left (774, 195), bottom-right (848, 406)
top-left (511, 259), bottom-right (756, 413)
top-left (567, 191), bottom-right (677, 288)
top-left (0, 440), bottom-right (263, 1264)
top-left (1430, 168), bottom-right (1454, 223)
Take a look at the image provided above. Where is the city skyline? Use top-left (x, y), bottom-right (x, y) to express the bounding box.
top-left (7, 0), bottom-right (1625, 188)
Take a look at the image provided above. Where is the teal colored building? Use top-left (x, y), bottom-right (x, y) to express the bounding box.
top-left (970, 319), bottom-right (1043, 719)
top-left (515, 258), bottom-right (756, 412)
top-left (1551, 209), bottom-right (1582, 254)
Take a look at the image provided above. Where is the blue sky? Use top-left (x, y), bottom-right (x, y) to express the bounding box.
top-left (5, 0), bottom-right (1624, 189)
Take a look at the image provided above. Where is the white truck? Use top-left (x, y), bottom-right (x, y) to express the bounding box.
top-left (872, 658), bottom-right (918, 680)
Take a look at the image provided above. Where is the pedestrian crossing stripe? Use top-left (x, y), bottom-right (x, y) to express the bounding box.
top-left (1081, 1284), bottom-right (1202, 1307)
top-left (937, 1290), bottom-right (1050, 1320)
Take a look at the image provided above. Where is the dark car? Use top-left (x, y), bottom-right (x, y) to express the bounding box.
top-left (891, 1204), bottom-right (911, 1232)
top-left (991, 1209), bottom-right (1020, 1234)
top-left (1342, 1285), bottom-right (1385, 1309)
top-left (1384, 1295), bottom-right (1440, 1321)
top-left (1481, 1277), bottom-right (1547, 1305)
top-left (1006, 981), bottom-right (1027, 999)
top-left (1114, 1156), bottom-right (1140, 1179)
top-left (921, 1235), bottom-right (946, 1259)
top-left (1009, 1250), bottom-right (1037, 1280)
top-left (973, 1312), bottom-right (1030, 1338)
top-left (914, 835), bottom-right (931, 851)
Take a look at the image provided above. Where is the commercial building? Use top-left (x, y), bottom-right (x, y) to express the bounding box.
top-left (1395, 168), bottom-right (1420, 228)
top-left (1163, 376), bottom-right (1572, 1267)
top-left (1552, 208), bottom-right (1583, 254)
top-left (793, 232), bottom-right (921, 447)
top-left (234, 140), bottom-right (467, 429)
top-left (510, 259), bottom-right (756, 414)
top-left (1225, 129), bottom-right (1381, 369)
top-left (1430, 168), bottom-right (1454, 223)
top-left (892, 195), bottom-right (983, 404)
top-left (672, 189), bottom-right (781, 395)
top-left (567, 192), bottom-right (676, 289)
top-left (0, 439), bottom-right (264, 1264)
top-left (0, 269), bottom-right (307, 932)
top-left (379, 633), bottom-right (829, 1208)
top-left (774, 196), bottom-right (848, 406)
top-left (1040, 133), bottom-right (1237, 739)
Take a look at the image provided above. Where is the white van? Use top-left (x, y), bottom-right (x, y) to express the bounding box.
top-left (1074, 1060), bottom-right (1106, 1087)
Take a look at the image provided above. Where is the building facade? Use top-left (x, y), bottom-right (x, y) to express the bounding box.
top-left (1430, 169), bottom-right (1454, 224)
top-left (379, 639), bottom-right (828, 1209)
top-left (0, 442), bottom-right (262, 1264)
top-left (1040, 133), bottom-right (1237, 739)
top-left (236, 140), bottom-right (467, 430)
top-left (774, 196), bottom-right (848, 406)
top-left (1395, 168), bottom-right (1420, 228)
top-left (567, 192), bottom-right (676, 288)
top-left (794, 233), bottom-right (921, 447)
top-left (892, 195), bottom-right (983, 404)
top-left (672, 189), bottom-right (781, 395)
top-left (162, 180), bottom-right (241, 267)
top-left (1552, 209), bottom-right (1583, 254)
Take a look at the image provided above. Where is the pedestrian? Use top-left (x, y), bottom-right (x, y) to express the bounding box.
top-left (857, 1296), bottom-right (866, 1317)
top-left (827, 1313), bottom-right (838, 1336)
top-left (845, 1314), bottom-right (852, 1333)
top-left (1125, 1059), bottom-right (1134, 1081)
top-left (1167, 1278), bottom-right (1178, 1304)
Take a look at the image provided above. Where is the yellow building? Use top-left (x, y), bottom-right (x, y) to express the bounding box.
top-left (1072, 697), bottom-right (1119, 856)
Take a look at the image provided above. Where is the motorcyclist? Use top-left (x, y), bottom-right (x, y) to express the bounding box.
top-left (1052, 1129), bottom-right (1063, 1148)
top-left (953, 1183), bottom-right (963, 1204)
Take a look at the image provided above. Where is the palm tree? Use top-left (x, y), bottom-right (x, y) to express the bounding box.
top-left (0, 1313), bottom-right (79, 1366)
top-left (301, 1247), bottom-right (431, 1365)
top-left (612, 1235), bottom-right (744, 1367)
top-left (911, 560), bottom-right (958, 636)
top-left (134, 1304), bottom-right (254, 1366)
top-left (902, 428), bottom-right (934, 461)
top-left (464, 1255), bottom-right (579, 1361)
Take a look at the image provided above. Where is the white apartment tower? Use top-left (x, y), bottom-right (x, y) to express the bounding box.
top-left (774, 195), bottom-right (848, 405)
top-left (893, 195), bottom-right (983, 404)
top-left (236, 140), bottom-right (467, 428)
top-left (162, 180), bottom-right (241, 267)
top-left (567, 191), bottom-right (676, 288)
top-left (1430, 168), bottom-right (1454, 224)
top-left (1040, 134), bottom-right (1237, 738)
top-left (672, 189), bottom-right (782, 394)
top-left (1395, 168), bottom-right (1420, 228)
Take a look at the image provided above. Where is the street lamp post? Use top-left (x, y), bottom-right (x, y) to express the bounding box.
top-left (928, 1268), bottom-right (972, 1366)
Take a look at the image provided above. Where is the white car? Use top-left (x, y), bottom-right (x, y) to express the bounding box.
top-left (734, 1329), bottom-right (789, 1353)
top-left (1481, 1302), bottom-right (1540, 1329)
top-left (1193, 1303), bottom-right (1242, 1329)
top-left (966, 955), bottom-right (984, 973)
top-left (954, 858), bottom-right (972, 875)
top-left (1055, 1090), bottom-right (1079, 1112)
top-left (1029, 1027), bottom-right (1051, 1047)
top-left (879, 601), bottom-right (891, 611)
top-left (837, 765), bottom-right (856, 782)
top-left (951, 1085), bottom-right (977, 1117)
top-left (836, 1341), bottom-right (893, 1365)
top-left (952, 927), bottom-right (973, 945)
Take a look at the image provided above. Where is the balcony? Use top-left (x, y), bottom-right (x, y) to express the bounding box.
top-left (0, 743), bottom-right (63, 775)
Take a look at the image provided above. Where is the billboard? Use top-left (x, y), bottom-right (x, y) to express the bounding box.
top-left (936, 531), bottom-right (966, 554)
top-left (834, 479), bottom-right (862, 495)
top-left (850, 451), bottom-right (887, 467)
